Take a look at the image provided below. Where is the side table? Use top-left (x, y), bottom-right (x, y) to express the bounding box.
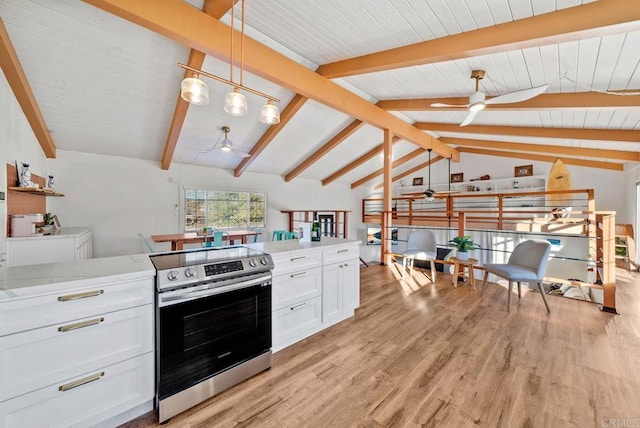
top-left (450, 257), bottom-right (479, 290)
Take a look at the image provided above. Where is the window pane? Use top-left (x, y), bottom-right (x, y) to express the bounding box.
top-left (184, 189), bottom-right (265, 231)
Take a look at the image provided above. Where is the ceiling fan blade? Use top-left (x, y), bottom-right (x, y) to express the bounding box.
top-left (430, 102), bottom-right (470, 108)
top-left (235, 151), bottom-right (251, 158)
top-left (485, 84), bottom-right (549, 105)
top-left (460, 109), bottom-right (478, 127)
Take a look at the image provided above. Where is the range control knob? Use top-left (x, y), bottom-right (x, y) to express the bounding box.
top-left (248, 259), bottom-right (257, 267)
top-left (184, 267), bottom-right (196, 278)
top-left (167, 270), bottom-right (180, 281)
top-left (260, 257), bottom-right (269, 265)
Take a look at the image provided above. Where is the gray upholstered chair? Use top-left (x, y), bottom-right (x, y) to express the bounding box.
top-left (481, 239), bottom-right (552, 313)
top-left (400, 229), bottom-right (437, 281)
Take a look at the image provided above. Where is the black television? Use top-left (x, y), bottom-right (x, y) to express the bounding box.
top-left (367, 227), bottom-right (397, 245)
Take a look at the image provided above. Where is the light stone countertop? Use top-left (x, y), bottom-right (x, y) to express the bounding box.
top-left (0, 254), bottom-right (155, 301)
top-left (244, 237), bottom-right (361, 256)
top-left (6, 226), bottom-right (92, 240)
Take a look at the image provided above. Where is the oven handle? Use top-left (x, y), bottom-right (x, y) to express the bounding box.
top-left (158, 274), bottom-right (271, 307)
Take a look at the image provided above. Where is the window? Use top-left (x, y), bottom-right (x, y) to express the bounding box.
top-left (184, 189), bottom-right (265, 231)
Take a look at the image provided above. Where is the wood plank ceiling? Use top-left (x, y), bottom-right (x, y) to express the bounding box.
top-left (1, 0), bottom-right (639, 189)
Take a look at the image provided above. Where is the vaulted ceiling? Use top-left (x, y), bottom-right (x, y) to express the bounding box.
top-left (1, 0), bottom-right (639, 190)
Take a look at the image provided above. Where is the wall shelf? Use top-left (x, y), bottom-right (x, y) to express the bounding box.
top-left (8, 187), bottom-right (64, 197)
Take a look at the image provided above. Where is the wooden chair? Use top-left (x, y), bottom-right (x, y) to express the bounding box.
top-left (481, 240), bottom-right (552, 312)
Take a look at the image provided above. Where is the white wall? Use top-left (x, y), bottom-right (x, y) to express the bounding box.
top-left (46, 150), bottom-right (368, 258)
top-left (0, 70), bottom-right (48, 258)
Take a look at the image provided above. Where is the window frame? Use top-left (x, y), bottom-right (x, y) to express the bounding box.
top-left (182, 187), bottom-right (267, 232)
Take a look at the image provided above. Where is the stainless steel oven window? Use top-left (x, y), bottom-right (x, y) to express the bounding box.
top-left (183, 188), bottom-right (266, 232)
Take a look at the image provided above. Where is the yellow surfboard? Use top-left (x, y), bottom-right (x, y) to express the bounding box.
top-left (547, 159), bottom-right (573, 209)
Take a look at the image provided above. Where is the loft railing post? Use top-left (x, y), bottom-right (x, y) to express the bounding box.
top-left (498, 194), bottom-right (504, 230)
top-left (458, 212), bottom-right (466, 236)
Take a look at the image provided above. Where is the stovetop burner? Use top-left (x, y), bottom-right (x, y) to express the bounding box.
top-left (150, 246), bottom-right (273, 291)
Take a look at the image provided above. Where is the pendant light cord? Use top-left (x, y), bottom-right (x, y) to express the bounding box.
top-left (240, 0), bottom-right (245, 86)
top-left (229, 0), bottom-right (234, 84)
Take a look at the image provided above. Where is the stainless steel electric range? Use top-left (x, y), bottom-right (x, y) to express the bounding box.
top-left (150, 246), bottom-right (274, 423)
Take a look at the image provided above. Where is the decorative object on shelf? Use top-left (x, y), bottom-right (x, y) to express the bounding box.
top-left (19, 162), bottom-right (34, 188)
top-left (430, 69), bottom-right (549, 127)
top-left (552, 207), bottom-right (572, 219)
top-left (412, 177), bottom-right (423, 186)
top-left (46, 173), bottom-right (55, 190)
top-left (448, 235), bottom-right (480, 261)
top-left (40, 212), bottom-right (57, 233)
top-left (451, 173), bottom-right (464, 183)
top-left (514, 164), bottom-right (533, 177)
top-left (178, 0), bottom-right (280, 125)
top-left (470, 174), bottom-right (490, 181)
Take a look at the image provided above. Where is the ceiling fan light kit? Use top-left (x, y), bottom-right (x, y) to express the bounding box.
top-left (468, 91), bottom-right (486, 112)
top-left (178, 0), bottom-right (280, 124)
top-left (219, 126), bottom-right (250, 157)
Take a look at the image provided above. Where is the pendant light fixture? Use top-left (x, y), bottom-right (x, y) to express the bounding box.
top-left (178, 0), bottom-right (280, 124)
top-left (425, 149), bottom-right (435, 201)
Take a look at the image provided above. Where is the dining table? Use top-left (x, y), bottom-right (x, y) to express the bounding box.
top-left (151, 229), bottom-right (259, 251)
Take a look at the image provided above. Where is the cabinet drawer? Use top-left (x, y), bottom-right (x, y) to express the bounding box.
top-left (271, 251), bottom-right (322, 276)
top-left (272, 267), bottom-right (322, 311)
top-left (0, 304), bottom-right (153, 402)
top-left (322, 245), bottom-right (359, 265)
top-left (273, 296), bottom-right (322, 352)
top-left (0, 278), bottom-right (153, 336)
top-left (0, 352), bottom-right (154, 428)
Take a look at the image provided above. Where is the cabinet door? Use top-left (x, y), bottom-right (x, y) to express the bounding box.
top-left (0, 352), bottom-right (154, 428)
top-left (272, 296), bottom-right (322, 352)
top-left (341, 259), bottom-right (360, 313)
top-left (322, 262), bottom-right (343, 323)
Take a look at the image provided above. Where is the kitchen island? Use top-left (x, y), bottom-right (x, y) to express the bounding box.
top-left (0, 254), bottom-right (155, 428)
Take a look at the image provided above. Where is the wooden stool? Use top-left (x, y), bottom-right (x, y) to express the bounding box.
top-left (450, 257), bottom-right (479, 290)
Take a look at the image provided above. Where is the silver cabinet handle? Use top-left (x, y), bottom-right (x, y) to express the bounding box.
top-left (58, 371), bottom-right (104, 392)
top-left (290, 302), bottom-right (306, 310)
top-left (57, 290), bottom-right (104, 302)
top-left (337, 249), bottom-right (349, 253)
top-left (290, 256), bottom-right (306, 261)
top-left (290, 271), bottom-right (306, 278)
top-left (58, 317), bottom-right (104, 332)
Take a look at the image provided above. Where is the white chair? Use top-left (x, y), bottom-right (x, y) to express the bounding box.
top-left (481, 240), bottom-right (552, 313)
top-left (138, 233), bottom-right (158, 253)
top-left (400, 229), bottom-right (437, 281)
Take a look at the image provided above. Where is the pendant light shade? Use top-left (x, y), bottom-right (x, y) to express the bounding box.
top-left (180, 76), bottom-right (209, 105)
top-left (224, 89), bottom-right (248, 116)
top-left (260, 101), bottom-right (281, 125)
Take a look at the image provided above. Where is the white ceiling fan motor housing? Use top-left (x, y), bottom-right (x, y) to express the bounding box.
top-left (468, 91), bottom-right (486, 111)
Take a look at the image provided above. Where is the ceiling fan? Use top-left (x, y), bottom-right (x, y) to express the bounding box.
top-left (430, 70), bottom-right (549, 127)
top-left (216, 126), bottom-right (250, 157)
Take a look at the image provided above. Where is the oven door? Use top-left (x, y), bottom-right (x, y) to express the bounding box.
top-left (157, 274), bottom-right (271, 400)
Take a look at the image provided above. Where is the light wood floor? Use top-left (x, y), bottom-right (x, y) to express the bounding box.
top-left (124, 263), bottom-right (640, 428)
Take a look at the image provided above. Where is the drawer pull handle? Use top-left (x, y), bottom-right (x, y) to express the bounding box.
top-left (58, 317), bottom-right (104, 332)
top-left (290, 271), bottom-right (306, 278)
top-left (58, 290), bottom-right (104, 302)
top-left (337, 249), bottom-right (349, 253)
top-left (290, 302), bottom-right (306, 311)
top-left (58, 371), bottom-right (104, 392)
top-left (290, 256), bottom-right (306, 261)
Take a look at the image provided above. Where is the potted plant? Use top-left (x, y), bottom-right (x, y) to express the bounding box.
top-left (448, 235), bottom-right (479, 261)
top-left (42, 212), bottom-right (55, 233)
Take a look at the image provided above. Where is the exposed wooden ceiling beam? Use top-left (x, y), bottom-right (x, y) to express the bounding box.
top-left (82, 0), bottom-right (459, 161)
top-left (457, 147), bottom-right (624, 171)
top-left (285, 119), bottom-right (365, 182)
top-left (373, 156), bottom-right (444, 191)
top-left (321, 136), bottom-right (401, 186)
top-left (0, 18), bottom-right (55, 158)
top-left (442, 137), bottom-right (640, 162)
top-left (351, 148), bottom-right (425, 189)
top-left (234, 94), bottom-right (308, 177)
top-left (378, 91), bottom-right (640, 112)
top-left (317, 1), bottom-right (640, 79)
top-left (416, 123), bottom-right (640, 143)
top-left (161, 1), bottom-right (235, 170)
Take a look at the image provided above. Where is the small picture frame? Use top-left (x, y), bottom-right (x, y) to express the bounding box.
top-left (450, 173), bottom-right (464, 183)
top-left (514, 164), bottom-right (533, 177)
top-left (412, 177), bottom-right (423, 186)
top-left (51, 215), bottom-right (61, 228)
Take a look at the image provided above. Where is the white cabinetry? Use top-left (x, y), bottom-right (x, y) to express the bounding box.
top-left (6, 228), bottom-right (93, 267)
top-left (0, 277), bottom-right (154, 428)
top-left (270, 241), bottom-right (361, 353)
top-left (322, 245), bottom-right (360, 324)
